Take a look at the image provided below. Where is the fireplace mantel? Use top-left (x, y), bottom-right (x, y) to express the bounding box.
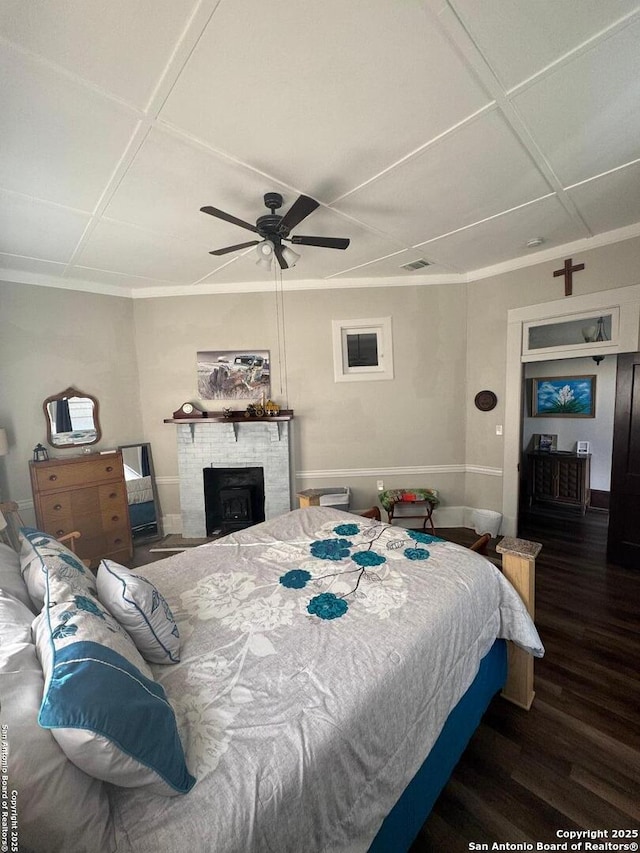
top-left (166, 411), bottom-right (293, 443)
top-left (164, 409), bottom-right (294, 424)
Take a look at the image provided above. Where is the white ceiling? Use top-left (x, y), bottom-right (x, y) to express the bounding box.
top-left (1, 0), bottom-right (640, 295)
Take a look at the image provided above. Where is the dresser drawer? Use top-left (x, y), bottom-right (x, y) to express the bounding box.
top-left (38, 493), bottom-right (75, 528)
top-left (75, 531), bottom-right (129, 561)
top-left (104, 529), bottom-right (131, 556)
top-left (42, 519), bottom-right (81, 542)
top-left (32, 457), bottom-right (123, 493)
top-left (98, 483), bottom-right (128, 524)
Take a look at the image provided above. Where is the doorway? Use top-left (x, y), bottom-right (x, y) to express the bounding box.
top-left (501, 283), bottom-right (640, 539)
top-left (517, 355), bottom-right (616, 537)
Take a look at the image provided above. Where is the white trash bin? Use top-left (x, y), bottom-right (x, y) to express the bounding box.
top-left (471, 509), bottom-right (502, 538)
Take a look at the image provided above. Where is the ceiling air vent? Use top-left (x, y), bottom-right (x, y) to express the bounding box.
top-left (400, 259), bottom-right (432, 271)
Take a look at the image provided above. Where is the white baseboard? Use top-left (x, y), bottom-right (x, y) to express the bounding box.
top-left (162, 513), bottom-right (183, 535)
top-left (387, 505), bottom-right (503, 535)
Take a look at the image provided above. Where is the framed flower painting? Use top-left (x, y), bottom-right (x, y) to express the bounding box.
top-left (532, 375), bottom-right (596, 418)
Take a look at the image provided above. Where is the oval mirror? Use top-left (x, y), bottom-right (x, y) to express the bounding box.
top-left (43, 387), bottom-right (102, 448)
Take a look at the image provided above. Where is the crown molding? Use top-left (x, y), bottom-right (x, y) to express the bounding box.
top-left (2, 221), bottom-right (640, 299)
top-left (469, 221), bottom-right (640, 282)
top-left (0, 265), bottom-right (136, 298)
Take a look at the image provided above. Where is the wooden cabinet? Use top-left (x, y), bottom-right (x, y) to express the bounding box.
top-left (30, 452), bottom-right (133, 565)
top-left (526, 451), bottom-right (591, 515)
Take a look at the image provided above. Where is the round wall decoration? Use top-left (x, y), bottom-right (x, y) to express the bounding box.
top-left (474, 390), bottom-right (497, 411)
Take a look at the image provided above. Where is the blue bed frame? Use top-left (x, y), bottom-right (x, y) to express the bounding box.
top-left (368, 638), bottom-right (507, 852)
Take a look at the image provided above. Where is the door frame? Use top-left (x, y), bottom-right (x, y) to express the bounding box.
top-left (501, 284), bottom-right (640, 537)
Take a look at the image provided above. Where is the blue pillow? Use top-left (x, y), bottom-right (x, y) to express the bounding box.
top-left (33, 566), bottom-right (195, 796)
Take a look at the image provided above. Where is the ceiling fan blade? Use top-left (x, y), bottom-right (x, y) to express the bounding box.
top-left (200, 205), bottom-right (258, 234)
top-left (209, 240), bottom-right (260, 256)
top-left (273, 241), bottom-right (288, 270)
top-left (290, 235), bottom-right (350, 250)
top-left (279, 195), bottom-right (320, 232)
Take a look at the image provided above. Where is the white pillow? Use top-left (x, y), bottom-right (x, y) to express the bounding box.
top-left (0, 589), bottom-right (34, 645)
top-left (0, 642), bottom-right (114, 853)
top-left (33, 563), bottom-right (195, 796)
top-left (97, 559), bottom-right (181, 664)
top-left (19, 527), bottom-right (95, 611)
top-left (0, 540), bottom-right (35, 611)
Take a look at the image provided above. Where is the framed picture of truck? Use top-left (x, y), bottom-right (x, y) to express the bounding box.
top-left (197, 350), bottom-right (270, 401)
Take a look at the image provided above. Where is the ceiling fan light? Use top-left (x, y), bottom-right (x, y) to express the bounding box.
top-left (255, 240), bottom-right (275, 269)
top-left (256, 240), bottom-right (274, 259)
top-left (281, 246), bottom-right (301, 268)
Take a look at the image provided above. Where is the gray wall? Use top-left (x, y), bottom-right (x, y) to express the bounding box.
top-left (464, 235), bottom-right (640, 512)
top-left (131, 283), bottom-right (469, 524)
top-left (0, 281), bottom-right (143, 516)
top-left (2, 233), bottom-right (639, 529)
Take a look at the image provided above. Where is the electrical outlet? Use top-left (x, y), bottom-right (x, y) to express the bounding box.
top-left (377, 479), bottom-right (384, 491)
top-left (496, 424), bottom-right (503, 435)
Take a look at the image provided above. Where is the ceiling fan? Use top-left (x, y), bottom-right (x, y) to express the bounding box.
top-left (200, 192), bottom-right (350, 269)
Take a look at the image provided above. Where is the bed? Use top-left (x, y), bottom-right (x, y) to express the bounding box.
top-left (2, 506), bottom-right (543, 853)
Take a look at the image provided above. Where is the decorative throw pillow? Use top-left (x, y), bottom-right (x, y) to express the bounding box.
top-left (33, 564), bottom-right (195, 796)
top-left (0, 642), bottom-right (114, 853)
top-left (0, 540), bottom-right (35, 611)
top-left (97, 560), bottom-right (181, 664)
top-left (19, 527), bottom-right (94, 611)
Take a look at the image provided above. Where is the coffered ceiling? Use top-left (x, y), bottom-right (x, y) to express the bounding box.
top-left (1, 0), bottom-right (639, 295)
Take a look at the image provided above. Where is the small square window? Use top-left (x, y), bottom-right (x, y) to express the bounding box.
top-left (346, 332), bottom-right (378, 367)
top-left (332, 317), bottom-right (394, 382)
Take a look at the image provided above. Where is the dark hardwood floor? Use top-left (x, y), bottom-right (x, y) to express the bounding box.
top-left (410, 508), bottom-right (640, 851)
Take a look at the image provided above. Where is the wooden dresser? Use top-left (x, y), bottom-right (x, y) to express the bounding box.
top-left (526, 451), bottom-right (591, 515)
top-left (29, 452), bottom-right (133, 565)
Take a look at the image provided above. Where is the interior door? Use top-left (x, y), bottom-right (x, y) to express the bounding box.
top-left (608, 352), bottom-right (640, 567)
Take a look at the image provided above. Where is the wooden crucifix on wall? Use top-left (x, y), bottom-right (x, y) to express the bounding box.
top-left (553, 257), bottom-right (585, 296)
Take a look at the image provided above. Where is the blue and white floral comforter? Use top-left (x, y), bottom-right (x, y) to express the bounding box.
top-left (110, 507), bottom-right (543, 853)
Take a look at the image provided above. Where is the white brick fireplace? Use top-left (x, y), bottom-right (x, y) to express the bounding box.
top-left (175, 420), bottom-right (292, 538)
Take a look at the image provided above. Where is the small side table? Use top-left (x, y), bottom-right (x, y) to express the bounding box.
top-left (379, 489), bottom-right (440, 535)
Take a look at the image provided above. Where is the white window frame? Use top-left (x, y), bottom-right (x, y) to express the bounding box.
top-left (522, 306), bottom-right (620, 361)
top-left (332, 317), bottom-right (394, 383)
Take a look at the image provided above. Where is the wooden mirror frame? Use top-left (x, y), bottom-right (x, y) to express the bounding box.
top-left (43, 386), bottom-right (102, 449)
